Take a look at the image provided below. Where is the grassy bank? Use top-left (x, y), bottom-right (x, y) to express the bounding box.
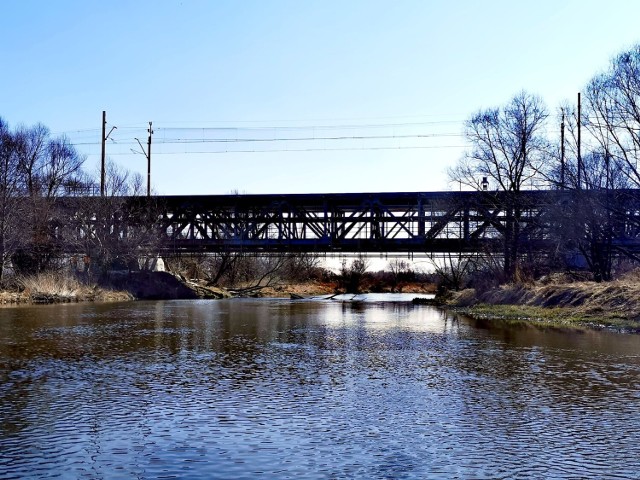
top-left (446, 272), bottom-right (640, 332)
top-left (1, 272), bottom-right (133, 305)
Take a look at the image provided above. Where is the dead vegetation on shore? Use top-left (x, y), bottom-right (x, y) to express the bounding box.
top-left (255, 280), bottom-right (435, 298)
top-left (0, 268), bottom-right (435, 305)
top-left (0, 272), bottom-right (133, 305)
top-left (447, 270), bottom-right (640, 331)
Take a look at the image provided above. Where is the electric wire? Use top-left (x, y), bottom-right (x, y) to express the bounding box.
top-left (83, 144), bottom-right (467, 156)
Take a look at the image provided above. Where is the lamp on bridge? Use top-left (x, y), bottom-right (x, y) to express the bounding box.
top-left (481, 177), bottom-right (489, 191)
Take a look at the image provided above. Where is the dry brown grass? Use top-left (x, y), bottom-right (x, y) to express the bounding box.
top-left (256, 280), bottom-right (435, 298)
top-left (448, 269), bottom-right (640, 329)
top-left (17, 272), bottom-right (133, 303)
top-left (253, 281), bottom-right (337, 297)
top-left (19, 272), bottom-right (83, 298)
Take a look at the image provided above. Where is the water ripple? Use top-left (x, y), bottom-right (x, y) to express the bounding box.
top-left (1, 299), bottom-right (640, 478)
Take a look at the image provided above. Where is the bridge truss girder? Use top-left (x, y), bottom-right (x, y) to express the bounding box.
top-left (57, 190), bottom-right (640, 257)
top-left (156, 191), bottom-right (551, 254)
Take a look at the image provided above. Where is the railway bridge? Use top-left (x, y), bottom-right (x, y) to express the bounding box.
top-left (119, 189), bottom-right (639, 255)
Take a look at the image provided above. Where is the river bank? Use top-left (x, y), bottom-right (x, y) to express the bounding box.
top-left (9, 269), bottom-right (640, 335)
top-left (0, 288), bottom-right (134, 305)
top-left (446, 272), bottom-right (640, 332)
top-left (0, 273), bottom-right (134, 305)
top-left (0, 271), bottom-right (230, 305)
top-left (0, 270), bottom-right (436, 305)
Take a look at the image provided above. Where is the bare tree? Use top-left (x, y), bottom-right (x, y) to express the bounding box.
top-left (282, 253), bottom-right (322, 281)
top-left (0, 119), bottom-right (159, 279)
top-left (449, 91), bottom-right (550, 279)
top-left (450, 91), bottom-right (549, 192)
top-left (191, 252), bottom-right (322, 294)
top-left (387, 258), bottom-right (412, 292)
top-left (565, 44), bottom-right (640, 279)
top-left (543, 99), bottom-right (637, 281)
top-left (101, 159), bottom-right (144, 197)
top-left (9, 123), bottom-right (87, 274)
top-left (428, 253), bottom-right (477, 291)
top-left (42, 136), bottom-right (86, 198)
top-left (0, 118), bottom-right (25, 280)
top-left (583, 44), bottom-right (640, 187)
top-left (70, 159), bottom-right (160, 276)
top-left (12, 123), bottom-right (49, 197)
top-left (339, 256), bottom-right (369, 293)
top-left (227, 255), bottom-right (290, 295)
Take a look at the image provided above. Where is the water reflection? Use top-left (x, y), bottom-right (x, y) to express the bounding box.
top-left (1, 297), bottom-right (639, 478)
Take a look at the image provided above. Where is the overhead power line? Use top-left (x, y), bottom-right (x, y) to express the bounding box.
top-left (155, 120), bottom-right (465, 132)
top-left (67, 132), bottom-right (463, 148)
top-left (85, 144), bottom-right (466, 156)
top-left (58, 116), bottom-right (472, 158)
top-left (155, 133), bottom-right (463, 144)
top-left (56, 118), bottom-right (465, 137)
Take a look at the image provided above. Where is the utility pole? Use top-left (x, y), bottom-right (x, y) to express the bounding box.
top-left (100, 111), bottom-right (117, 196)
top-left (101, 111), bottom-right (106, 196)
top-left (577, 92), bottom-right (582, 190)
top-left (560, 113), bottom-right (565, 190)
top-left (135, 121), bottom-right (153, 197)
top-left (147, 121), bottom-right (153, 197)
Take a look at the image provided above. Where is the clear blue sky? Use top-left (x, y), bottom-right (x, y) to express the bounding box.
top-left (1, 0), bottom-right (639, 195)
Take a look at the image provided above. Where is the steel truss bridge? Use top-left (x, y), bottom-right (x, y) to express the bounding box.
top-left (122, 190), bottom-right (638, 255)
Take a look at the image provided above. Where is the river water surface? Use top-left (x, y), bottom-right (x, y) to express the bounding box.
top-left (1, 296), bottom-right (640, 479)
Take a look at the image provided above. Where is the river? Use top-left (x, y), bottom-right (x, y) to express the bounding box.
top-left (1, 295), bottom-right (639, 479)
